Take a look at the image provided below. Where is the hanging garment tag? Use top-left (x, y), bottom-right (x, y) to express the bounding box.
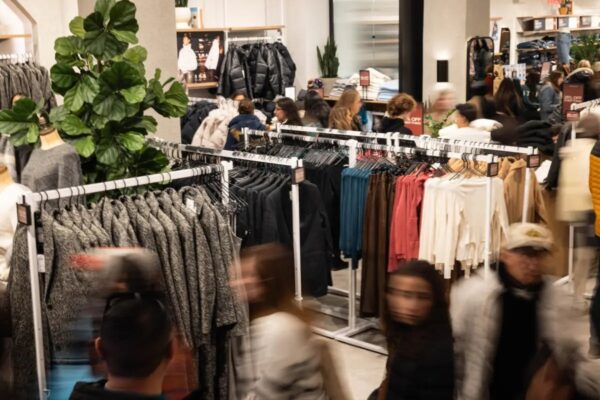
top-left (17, 203), bottom-right (31, 225)
top-left (527, 154), bottom-right (541, 168)
top-left (487, 162), bottom-right (499, 177)
top-left (37, 254), bottom-right (46, 273)
top-left (292, 167), bottom-right (305, 184)
top-left (185, 197), bottom-right (197, 213)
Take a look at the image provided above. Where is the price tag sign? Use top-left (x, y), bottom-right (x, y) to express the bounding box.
top-left (292, 167), bottom-right (305, 184)
top-left (487, 162), bottom-right (499, 177)
top-left (528, 154), bottom-right (541, 168)
top-left (359, 70), bottom-right (370, 87)
top-left (17, 203), bottom-right (31, 225)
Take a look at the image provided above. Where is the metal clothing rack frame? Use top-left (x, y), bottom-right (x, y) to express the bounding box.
top-left (243, 127), bottom-right (503, 354)
top-left (277, 124), bottom-right (540, 221)
top-left (21, 164), bottom-right (227, 400)
top-left (146, 137), bottom-right (305, 303)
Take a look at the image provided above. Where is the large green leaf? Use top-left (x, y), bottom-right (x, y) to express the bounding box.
top-left (153, 81), bottom-right (188, 117)
top-left (109, 0), bottom-right (138, 33)
top-left (64, 86), bottom-right (84, 112)
top-left (50, 64), bottom-right (79, 93)
top-left (100, 62), bottom-right (145, 90)
top-left (132, 145), bottom-right (169, 174)
top-left (55, 53), bottom-right (85, 69)
top-left (49, 105), bottom-right (71, 126)
top-left (95, 0), bottom-right (116, 22)
top-left (83, 12), bottom-right (127, 59)
top-left (26, 124), bottom-right (40, 144)
top-left (69, 16), bottom-right (86, 38)
top-left (55, 36), bottom-right (83, 56)
top-left (0, 99), bottom-right (41, 139)
top-left (118, 131), bottom-right (144, 152)
top-left (64, 75), bottom-right (100, 112)
top-left (96, 142), bottom-right (120, 165)
top-left (131, 115), bottom-right (157, 133)
top-left (61, 114), bottom-right (92, 136)
top-left (123, 46), bottom-right (147, 64)
top-left (112, 30), bottom-right (138, 44)
top-left (93, 92), bottom-right (126, 120)
top-left (72, 135), bottom-right (96, 158)
top-left (120, 84), bottom-right (146, 104)
top-left (11, 98), bottom-right (40, 118)
top-left (90, 113), bottom-right (109, 129)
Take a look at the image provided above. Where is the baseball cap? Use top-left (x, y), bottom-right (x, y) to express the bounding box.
top-left (504, 223), bottom-right (553, 252)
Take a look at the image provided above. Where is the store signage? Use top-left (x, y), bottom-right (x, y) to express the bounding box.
top-left (566, 110), bottom-right (580, 122)
top-left (563, 83), bottom-right (584, 116)
top-left (359, 70), bottom-right (370, 87)
top-left (405, 103), bottom-right (424, 136)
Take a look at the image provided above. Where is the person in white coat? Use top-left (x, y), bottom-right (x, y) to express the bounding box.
top-left (451, 223), bottom-right (575, 400)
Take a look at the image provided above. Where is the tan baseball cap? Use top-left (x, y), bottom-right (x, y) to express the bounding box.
top-left (504, 223), bottom-right (553, 252)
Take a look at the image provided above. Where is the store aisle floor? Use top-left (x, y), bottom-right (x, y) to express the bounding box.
top-left (328, 340), bottom-right (386, 400)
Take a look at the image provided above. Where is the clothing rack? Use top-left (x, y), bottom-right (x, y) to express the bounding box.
top-left (20, 164), bottom-right (228, 400)
top-left (242, 127), bottom-right (501, 355)
top-left (146, 137), bottom-right (305, 303)
top-left (277, 124), bottom-right (540, 222)
top-left (0, 52), bottom-right (34, 63)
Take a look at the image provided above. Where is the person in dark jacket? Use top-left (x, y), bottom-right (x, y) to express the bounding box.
top-left (377, 93), bottom-right (417, 134)
top-left (225, 99), bottom-right (266, 150)
top-left (538, 70), bottom-right (564, 121)
top-left (69, 291), bottom-right (177, 400)
top-left (372, 260), bottom-right (454, 400)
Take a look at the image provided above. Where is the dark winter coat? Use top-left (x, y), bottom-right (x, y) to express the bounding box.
top-left (377, 117), bottom-right (413, 135)
top-left (224, 114), bottom-right (266, 150)
top-left (180, 102), bottom-right (218, 144)
top-left (69, 380), bottom-right (169, 400)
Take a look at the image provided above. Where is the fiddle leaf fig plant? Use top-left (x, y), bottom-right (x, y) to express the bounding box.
top-left (0, 98), bottom-right (43, 146)
top-left (47, 0), bottom-right (187, 183)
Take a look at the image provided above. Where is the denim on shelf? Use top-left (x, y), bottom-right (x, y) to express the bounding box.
top-left (556, 31), bottom-right (572, 65)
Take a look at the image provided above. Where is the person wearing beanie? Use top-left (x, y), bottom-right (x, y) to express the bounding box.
top-left (451, 223), bottom-right (576, 400)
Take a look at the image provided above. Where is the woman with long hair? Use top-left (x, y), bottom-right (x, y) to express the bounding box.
top-left (495, 78), bottom-right (525, 120)
top-left (538, 70), bottom-right (564, 121)
top-left (329, 88), bottom-right (362, 130)
top-left (231, 243), bottom-right (329, 399)
top-left (373, 260), bottom-right (454, 400)
top-left (275, 97), bottom-right (303, 126)
top-left (302, 90), bottom-right (331, 129)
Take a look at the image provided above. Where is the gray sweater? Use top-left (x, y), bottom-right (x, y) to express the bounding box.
top-left (21, 144), bottom-right (83, 203)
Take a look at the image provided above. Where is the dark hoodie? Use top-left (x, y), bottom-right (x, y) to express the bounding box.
top-left (224, 113), bottom-right (266, 150)
top-left (69, 380), bottom-right (167, 400)
top-left (377, 116), bottom-right (413, 135)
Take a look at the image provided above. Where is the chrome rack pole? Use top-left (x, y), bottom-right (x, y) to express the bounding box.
top-left (484, 159), bottom-right (494, 280)
top-left (347, 140), bottom-right (359, 330)
top-left (290, 157), bottom-right (303, 302)
top-left (25, 199), bottom-right (48, 400)
top-left (522, 164), bottom-right (531, 223)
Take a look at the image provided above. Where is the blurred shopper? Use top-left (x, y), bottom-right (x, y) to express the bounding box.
top-left (225, 99), bottom-right (266, 150)
top-left (439, 103), bottom-right (491, 142)
top-left (566, 60), bottom-right (597, 102)
top-left (587, 120), bottom-right (600, 358)
top-left (230, 90), bottom-right (248, 102)
top-left (330, 88), bottom-right (362, 131)
top-left (231, 243), bottom-right (330, 399)
top-left (274, 97), bottom-right (303, 126)
top-left (377, 93), bottom-right (417, 135)
top-left (425, 86), bottom-right (457, 134)
top-left (557, 115), bottom-right (599, 313)
top-left (539, 71), bottom-right (564, 121)
top-left (452, 223), bottom-right (566, 400)
top-left (373, 261), bottom-right (454, 400)
top-left (302, 90), bottom-right (331, 130)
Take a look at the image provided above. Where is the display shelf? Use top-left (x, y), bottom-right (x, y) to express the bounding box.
top-left (186, 82), bottom-right (219, 89)
top-left (518, 27), bottom-right (600, 37)
top-left (518, 15), bottom-right (599, 22)
top-left (517, 46), bottom-right (557, 53)
top-left (0, 33), bottom-right (32, 40)
top-left (177, 25), bottom-right (284, 33)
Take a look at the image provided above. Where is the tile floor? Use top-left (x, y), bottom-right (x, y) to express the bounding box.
top-left (317, 270), bottom-right (600, 400)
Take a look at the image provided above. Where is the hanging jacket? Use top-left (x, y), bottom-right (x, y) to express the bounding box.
top-left (274, 42), bottom-right (296, 89)
top-left (181, 101), bottom-right (219, 144)
top-left (251, 45), bottom-right (268, 97)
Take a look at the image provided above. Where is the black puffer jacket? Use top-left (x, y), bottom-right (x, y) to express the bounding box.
top-left (515, 120), bottom-right (555, 156)
top-left (218, 43), bottom-right (296, 100)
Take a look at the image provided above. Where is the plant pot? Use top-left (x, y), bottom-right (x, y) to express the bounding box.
top-left (559, 7), bottom-right (568, 15)
top-left (175, 7), bottom-right (191, 29)
top-left (321, 77), bottom-right (337, 97)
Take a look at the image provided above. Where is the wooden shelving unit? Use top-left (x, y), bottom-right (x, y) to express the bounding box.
top-left (0, 33), bottom-right (32, 41)
top-left (519, 27), bottom-right (600, 37)
top-left (517, 14), bottom-right (600, 37)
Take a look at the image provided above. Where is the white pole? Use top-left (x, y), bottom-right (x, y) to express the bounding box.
top-left (347, 140), bottom-right (358, 329)
top-left (220, 161), bottom-right (233, 205)
top-left (26, 201), bottom-right (48, 400)
top-left (484, 176), bottom-right (493, 280)
top-left (291, 157), bottom-right (303, 302)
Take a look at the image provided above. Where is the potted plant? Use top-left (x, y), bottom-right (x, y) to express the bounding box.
top-left (558, 0), bottom-right (570, 15)
top-left (317, 37), bottom-right (340, 97)
top-left (175, 0), bottom-right (191, 29)
top-left (0, 0), bottom-right (188, 184)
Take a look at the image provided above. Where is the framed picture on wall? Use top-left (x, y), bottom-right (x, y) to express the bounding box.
top-left (176, 30), bottom-right (225, 89)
